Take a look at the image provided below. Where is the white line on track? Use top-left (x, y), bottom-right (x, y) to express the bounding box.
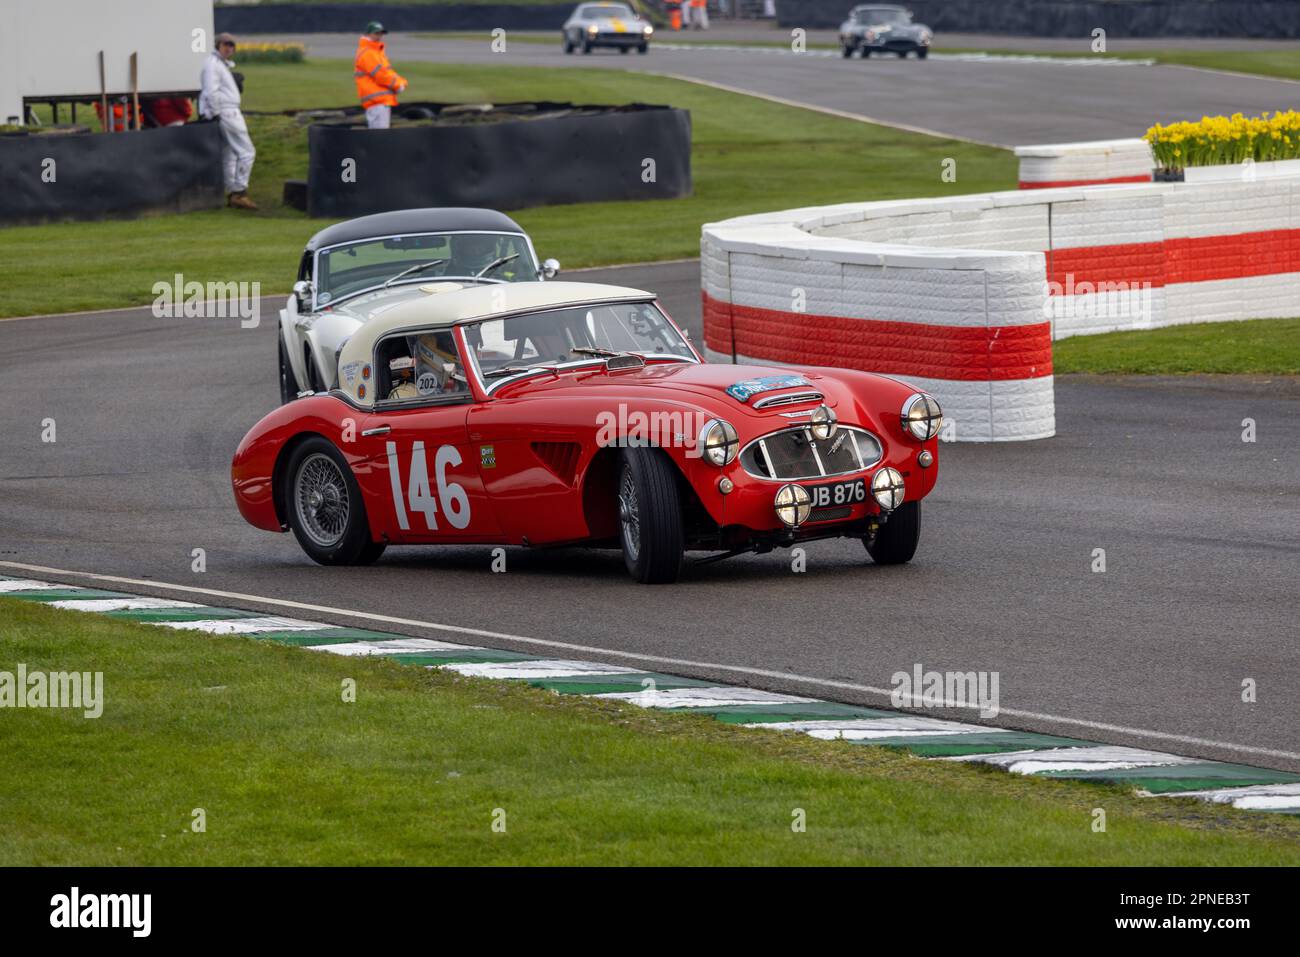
top-left (656, 43), bottom-right (1156, 69)
top-left (1163, 62), bottom-right (1300, 87)
top-left (4, 558), bottom-right (1298, 763)
top-left (648, 71), bottom-right (1005, 147)
top-left (567, 257), bottom-right (700, 272)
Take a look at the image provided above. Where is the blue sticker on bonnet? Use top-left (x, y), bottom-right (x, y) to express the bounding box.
top-left (725, 374), bottom-right (812, 403)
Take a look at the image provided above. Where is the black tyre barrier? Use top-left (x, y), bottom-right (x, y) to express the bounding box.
top-left (215, 3), bottom-right (573, 34)
top-left (305, 102), bottom-right (691, 218)
top-left (777, 0), bottom-right (1300, 38)
top-left (0, 121), bottom-right (224, 227)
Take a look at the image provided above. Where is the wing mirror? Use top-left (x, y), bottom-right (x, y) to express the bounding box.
top-left (293, 279), bottom-right (314, 304)
top-left (540, 258), bottom-right (561, 280)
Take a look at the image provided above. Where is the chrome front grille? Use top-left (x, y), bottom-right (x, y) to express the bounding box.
top-left (739, 426), bottom-right (882, 481)
top-left (752, 390), bottom-right (824, 410)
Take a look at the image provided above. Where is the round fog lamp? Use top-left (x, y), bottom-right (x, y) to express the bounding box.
top-left (774, 484), bottom-right (812, 528)
top-left (809, 404), bottom-right (838, 441)
top-left (871, 467), bottom-right (905, 511)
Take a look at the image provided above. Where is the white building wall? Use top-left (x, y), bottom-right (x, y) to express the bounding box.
top-left (0, 0), bottom-right (213, 123)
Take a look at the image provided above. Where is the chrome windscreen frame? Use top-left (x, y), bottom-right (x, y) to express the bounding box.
top-left (458, 298), bottom-right (700, 396)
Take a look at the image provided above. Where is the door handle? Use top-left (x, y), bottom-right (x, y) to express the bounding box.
top-left (361, 425), bottom-right (391, 437)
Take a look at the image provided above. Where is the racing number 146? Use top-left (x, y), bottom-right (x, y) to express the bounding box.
top-left (386, 441), bottom-right (471, 531)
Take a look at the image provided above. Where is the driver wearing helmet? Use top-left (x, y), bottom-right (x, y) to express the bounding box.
top-left (450, 233), bottom-right (503, 278)
top-left (414, 332), bottom-right (466, 394)
top-left (387, 333), bottom-right (465, 401)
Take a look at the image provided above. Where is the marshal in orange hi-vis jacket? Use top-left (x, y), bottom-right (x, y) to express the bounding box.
top-left (354, 34), bottom-right (407, 109)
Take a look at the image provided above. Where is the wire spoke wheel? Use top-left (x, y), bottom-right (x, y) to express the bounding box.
top-left (294, 452), bottom-right (351, 548)
top-left (618, 467), bottom-right (641, 561)
top-left (617, 449), bottom-right (682, 583)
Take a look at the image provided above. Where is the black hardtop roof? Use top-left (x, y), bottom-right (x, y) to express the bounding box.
top-left (305, 207), bottom-right (527, 253)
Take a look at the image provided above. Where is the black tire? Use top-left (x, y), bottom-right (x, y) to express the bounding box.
top-left (582, 41), bottom-right (593, 54)
top-left (865, 500), bottom-right (920, 565)
top-left (637, 43), bottom-right (648, 54)
top-left (895, 49), bottom-right (906, 57)
top-left (284, 437), bottom-right (385, 566)
top-left (563, 39), bottom-right (574, 54)
top-left (278, 336), bottom-right (297, 405)
top-left (841, 44), bottom-right (854, 58)
top-left (860, 47), bottom-right (871, 58)
top-left (617, 448), bottom-right (683, 584)
top-left (917, 47), bottom-right (929, 59)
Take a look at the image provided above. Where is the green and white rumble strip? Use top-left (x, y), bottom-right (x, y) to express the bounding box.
top-left (5, 575), bottom-right (1300, 814)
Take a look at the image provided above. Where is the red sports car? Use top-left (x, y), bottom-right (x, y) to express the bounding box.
top-left (231, 281), bottom-right (942, 583)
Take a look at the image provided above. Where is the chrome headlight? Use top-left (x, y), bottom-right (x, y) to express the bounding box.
top-left (774, 484), bottom-right (812, 528)
top-left (871, 467), bottom-right (905, 511)
top-left (587, 24), bottom-right (599, 34)
top-left (809, 404), bottom-right (838, 441)
top-left (698, 418), bottom-right (739, 467)
top-left (643, 24), bottom-right (654, 35)
top-left (901, 393), bottom-right (943, 441)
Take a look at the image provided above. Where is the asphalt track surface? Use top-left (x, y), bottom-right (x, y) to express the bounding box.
top-left (2, 260), bottom-right (1298, 771)
top-left (261, 31), bottom-right (1300, 145)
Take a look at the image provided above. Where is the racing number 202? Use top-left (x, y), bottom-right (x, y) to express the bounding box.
top-left (386, 441), bottom-right (471, 531)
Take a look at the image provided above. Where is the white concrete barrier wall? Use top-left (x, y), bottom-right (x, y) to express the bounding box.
top-left (702, 174), bottom-right (1300, 442)
top-left (1015, 138), bottom-right (1154, 189)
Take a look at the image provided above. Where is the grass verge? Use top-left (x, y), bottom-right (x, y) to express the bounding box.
top-left (1054, 317), bottom-right (1300, 375)
top-left (0, 59), bottom-right (1013, 318)
top-left (2, 597), bottom-right (1298, 865)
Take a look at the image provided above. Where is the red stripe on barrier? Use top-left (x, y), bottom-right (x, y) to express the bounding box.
top-left (1048, 227), bottom-right (1300, 291)
top-left (1019, 174), bottom-right (1151, 190)
top-left (1049, 241), bottom-right (1167, 290)
top-left (1167, 229), bottom-right (1300, 284)
top-left (702, 289), bottom-right (733, 356)
top-left (700, 292), bottom-right (1052, 382)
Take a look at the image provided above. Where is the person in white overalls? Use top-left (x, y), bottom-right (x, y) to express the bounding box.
top-left (199, 33), bottom-right (258, 210)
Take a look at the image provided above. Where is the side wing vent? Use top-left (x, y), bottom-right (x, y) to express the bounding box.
top-left (531, 442), bottom-right (582, 485)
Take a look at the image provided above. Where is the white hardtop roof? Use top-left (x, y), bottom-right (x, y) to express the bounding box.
top-left (354, 280), bottom-right (654, 342)
top-left (333, 280), bottom-right (658, 407)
